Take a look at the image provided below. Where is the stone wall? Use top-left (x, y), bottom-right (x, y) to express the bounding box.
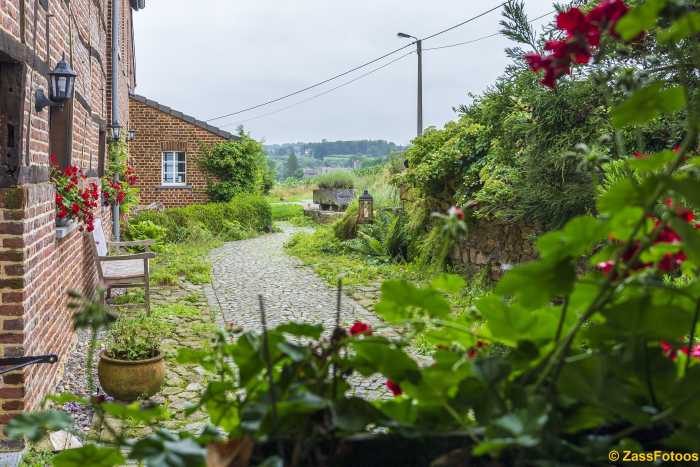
top-left (128, 95), bottom-right (234, 208)
top-left (450, 219), bottom-right (540, 281)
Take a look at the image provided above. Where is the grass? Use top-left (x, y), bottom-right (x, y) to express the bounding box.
top-left (271, 203), bottom-right (304, 221)
top-left (150, 239), bottom-right (221, 286)
top-left (20, 448), bottom-right (54, 467)
top-left (315, 171), bottom-right (355, 189)
top-left (269, 182), bottom-right (314, 203)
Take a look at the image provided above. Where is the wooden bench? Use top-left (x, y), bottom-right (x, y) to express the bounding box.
top-left (90, 219), bottom-right (156, 313)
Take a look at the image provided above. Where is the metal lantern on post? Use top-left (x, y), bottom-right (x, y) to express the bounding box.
top-left (357, 189), bottom-right (374, 224)
top-left (109, 123), bottom-right (122, 142)
top-left (127, 128), bottom-right (137, 142)
top-left (35, 54), bottom-right (77, 112)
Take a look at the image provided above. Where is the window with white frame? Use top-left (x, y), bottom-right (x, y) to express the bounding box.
top-left (162, 151), bottom-right (186, 185)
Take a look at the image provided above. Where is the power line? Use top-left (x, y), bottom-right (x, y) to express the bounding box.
top-left (421, 2), bottom-right (507, 41)
top-left (424, 10), bottom-right (556, 52)
top-left (205, 2), bottom-right (508, 122)
top-left (220, 52), bottom-right (415, 129)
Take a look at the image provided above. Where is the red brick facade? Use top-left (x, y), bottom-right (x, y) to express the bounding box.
top-left (128, 95), bottom-right (235, 208)
top-left (0, 0), bottom-right (139, 449)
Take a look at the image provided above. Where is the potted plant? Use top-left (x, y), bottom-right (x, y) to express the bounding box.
top-left (50, 154), bottom-right (100, 231)
top-left (98, 314), bottom-right (166, 401)
top-left (313, 172), bottom-right (356, 212)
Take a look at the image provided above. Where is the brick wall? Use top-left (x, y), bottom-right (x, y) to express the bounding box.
top-left (0, 0), bottom-right (133, 450)
top-left (128, 96), bottom-right (233, 208)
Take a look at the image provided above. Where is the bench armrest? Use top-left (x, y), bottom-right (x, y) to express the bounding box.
top-left (107, 240), bottom-right (155, 248)
top-left (97, 252), bottom-right (156, 262)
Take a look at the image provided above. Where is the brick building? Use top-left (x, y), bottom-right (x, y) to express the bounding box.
top-left (128, 94), bottom-right (235, 208)
top-left (0, 0), bottom-right (143, 450)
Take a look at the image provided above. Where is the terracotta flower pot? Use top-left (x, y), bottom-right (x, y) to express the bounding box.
top-left (98, 350), bottom-right (165, 401)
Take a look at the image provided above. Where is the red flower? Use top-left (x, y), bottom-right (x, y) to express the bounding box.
top-left (661, 340), bottom-right (677, 360)
top-left (587, 0), bottom-right (629, 36)
top-left (58, 208), bottom-right (68, 219)
top-left (658, 251), bottom-right (687, 272)
top-left (448, 206), bottom-right (465, 221)
top-left (55, 195), bottom-right (63, 205)
top-left (633, 151), bottom-right (647, 159)
top-left (656, 226), bottom-right (681, 244)
top-left (349, 321), bottom-right (372, 336)
top-left (596, 260), bottom-right (615, 274)
top-left (386, 380), bottom-right (402, 397)
top-left (556, 8), bottom-right (588, 35)
top-left (116, 191), bottom-right (126, 204)
top-left (50, 154), bottom-right (59, 167)
top-left (467, 348), bottom-right (478, 360)
top-left (71, 203), bottom-right (81, 214)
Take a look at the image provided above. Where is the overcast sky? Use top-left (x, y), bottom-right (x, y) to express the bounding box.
top-left (133, 0), bottom-right (553, 145)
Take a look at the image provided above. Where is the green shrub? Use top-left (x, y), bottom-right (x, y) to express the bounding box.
top-left (315, 171), bottom-right (355, 189)
top-left (128, 194), bottom-right (272, 243)
top-left (200, 133), bottom-right (271, 201)
top-left (333, 203), bottom-right (359, 240)
top-left (104, 314), bottom-right (166, 361)
top-left (126, 220), bottom-right (168, 243)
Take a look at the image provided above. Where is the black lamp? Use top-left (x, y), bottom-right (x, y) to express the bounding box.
top-left (357, 189), bottom-right (374, 224)
top-left (109, 123), bottom-right (122, 142)
top-left (127, 128), bottom-right (137, 142)
top-left (35, 54), bottom-right (77, 112)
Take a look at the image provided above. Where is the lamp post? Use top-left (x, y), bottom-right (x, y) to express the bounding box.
top-left (127, 128), bottom-right (137, 142)
top-left (35, 54), bottom-right (77, 112)
top-left (397, 32), bottom-right (423, 137)
top-left (109, 123), bottom-right (122, 142)
top-left (358, 190), bottom-right (374, 224)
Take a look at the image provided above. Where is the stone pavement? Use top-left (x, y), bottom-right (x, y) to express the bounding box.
top-left (206, 224), bottom-right (391, 398)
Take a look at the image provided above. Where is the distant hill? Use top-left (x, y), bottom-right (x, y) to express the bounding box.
top-left (265, 140), bottom-right (405, 159)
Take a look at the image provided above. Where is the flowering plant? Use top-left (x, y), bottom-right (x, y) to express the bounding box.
top-left (50, 155), bottom-right (100, 232)
top-left (100, 167), bottom-right (138, 206)
top-left (101, 138), bottom-right (139, 213)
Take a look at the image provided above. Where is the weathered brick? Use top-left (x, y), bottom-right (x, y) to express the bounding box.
top-left (0, 387), bottom-right (24, 399)
top-left (0, 333), bottom-right (23, 344)
top-left (3, 319), bottom-right (23, 331)
top-left (0, 188), bottom-right (25, 210)
top-left (0, 305), bottom-right (23, 316)
top-left (1, 401), bottom-right (23, 411)
top-left (0, 279), bottom-right (24, 290)
top-left (2, 373), bottom-right (24, 385)
top-left (1, 292), bottom-right (23, 303)
top-left (0, 251), bottom-right (22, 262)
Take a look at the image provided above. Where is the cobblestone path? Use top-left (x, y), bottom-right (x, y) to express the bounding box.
top-left (206, 224), bottom-right (389, 397)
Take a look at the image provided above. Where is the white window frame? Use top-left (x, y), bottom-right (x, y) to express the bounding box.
top-left (162, 151), bottom-right (186, 186)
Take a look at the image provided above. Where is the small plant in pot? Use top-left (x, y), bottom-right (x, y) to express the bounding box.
top-left (98, 314), bottom-right (166, 401)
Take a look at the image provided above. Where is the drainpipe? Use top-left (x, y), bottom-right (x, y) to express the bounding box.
top-left (111, 0), bottom-right (121, 240)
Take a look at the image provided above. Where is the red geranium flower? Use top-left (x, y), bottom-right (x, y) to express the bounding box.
top-left (349, 321), bottom-right (372, 336)
top-left (386, 380), bottom-right (402, 397)
top-left (448, 206), bottom-right (465, 221)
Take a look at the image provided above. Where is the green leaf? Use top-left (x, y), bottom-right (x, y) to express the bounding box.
top-left (47, 393), bottom-right (87, 405)
top-left (536, 215), bottom-right (607, 260)
top-left (275, 322), bottom-right (323, 339)
top-left (602, 300), bottom-right (693, 339)
top-left (495, 258), bottom-right (576, 309)
top-left (671, 218), bottom-right (700, 265)
top-left (615, 0), bottom-right (667, 40)
top-left (670, 177), bottom-right (700, 209)
top-left (351, 340), bottom-right (420, 382)
top-left (611, 83), bottom-right (685, 128)
top-left (430, 274), bottom-right (466, 294)
top-left (628, 150), bottom-right (676, 172)
top-left (658, 12), bottom-right (700, 43)
top-left (375, 280), bottom-right (451, 323)
top-left (53, 446), bottom-right (125, 467)
top-left (100, 402), bottom-right (169, 424)
top-left (331, 398), bottom-right (384, 432)
top-left (276, 341), bottom-right (310, 362)
top-left (129, 430), bottom-right (206, 467)
top-left (4, 410), bottom-right (73, 442)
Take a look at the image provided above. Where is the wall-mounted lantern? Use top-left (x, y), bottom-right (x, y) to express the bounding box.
top-left (109, 123), bottom-right (122, 142)
top-left (127, 128), bottom-right (137, 142)
top-left (357, 189), bottom-right (374, 224)
top-left (35, 54), bottom-right (77, 112)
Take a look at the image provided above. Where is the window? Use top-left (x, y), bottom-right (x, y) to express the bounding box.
top-left (162, 151), bottom-right (186, 185)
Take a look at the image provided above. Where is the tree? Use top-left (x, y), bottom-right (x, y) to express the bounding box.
top-left (285, 154), bottom-right (300, 179)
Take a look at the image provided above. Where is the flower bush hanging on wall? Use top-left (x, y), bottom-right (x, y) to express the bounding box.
top-left (50, 155), bottom-right (100, 232)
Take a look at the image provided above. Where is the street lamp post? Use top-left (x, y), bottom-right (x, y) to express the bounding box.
top-left (398, 32), bottom-right (423, 137)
